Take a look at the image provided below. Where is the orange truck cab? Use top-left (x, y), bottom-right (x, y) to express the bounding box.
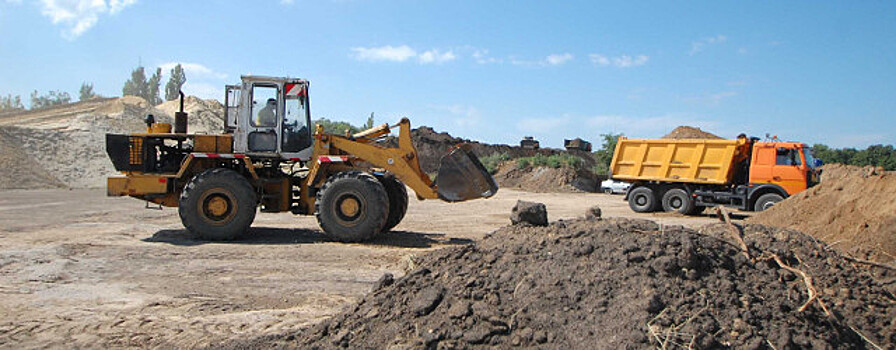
top-left (610, 136), bottom-right (821, 214)
top-left (748, 141), bottom-right (821, 197)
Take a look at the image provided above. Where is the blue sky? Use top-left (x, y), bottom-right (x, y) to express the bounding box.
top-left (1, 1), bottom-right (894, 148)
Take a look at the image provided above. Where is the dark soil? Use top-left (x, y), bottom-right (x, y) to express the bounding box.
top-left (227, 218), bottom-right (896, 349)
top-left (385, 126), bottom-right (595, 174)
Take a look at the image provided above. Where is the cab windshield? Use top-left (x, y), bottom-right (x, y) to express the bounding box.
top-left (803, 148), bottom-right (818, 169)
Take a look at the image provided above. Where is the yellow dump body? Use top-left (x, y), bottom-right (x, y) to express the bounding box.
top-left (610, 137), bottom-right (750, 185)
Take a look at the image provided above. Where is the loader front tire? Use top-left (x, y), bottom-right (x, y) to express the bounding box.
top-left (316, 171), bottom-right (389, 242)
top-left (179, 168), bottom-right (257, 241)
top-left (376, 173), bottom-right (408, 233)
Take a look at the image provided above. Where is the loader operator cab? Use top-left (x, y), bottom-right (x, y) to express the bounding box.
top-left (225, 75), bottom-right (313, 161)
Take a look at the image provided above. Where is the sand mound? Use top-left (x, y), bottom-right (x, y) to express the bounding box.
top-left (663, 126), bottom-right (723, 139)
top-left (493, 161), bottom-right (596, 192)
top-left (0, 96), bottom-right (224, 189)
top-left (234, 218), bottom-right (895, 349)
top-left (748, 164), bottom-right (896, 263)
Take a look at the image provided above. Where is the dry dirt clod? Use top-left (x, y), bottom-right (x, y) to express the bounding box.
top-left (585, 205), bottom-right (602, 219)
top-left (510, 200), bottom-right (548, 226)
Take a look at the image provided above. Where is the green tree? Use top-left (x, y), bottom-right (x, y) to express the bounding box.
top-left (313, 117), bottom-right (361, 135)
top-left (164, 64), bottom-right (187, 101)
top-left (364, 112), bottom-right (375, 130)
top-left (810, 143), bottom-right (896, 171)
top-left (79, 82), bottom-right (96, 101)
top-left (147, 67), bottom-right (162, 105)
top-left (122, 66), bottom-right (148, 99)
top-left (592, 132), bottom-right (623, 175)
top-left (0, 94), bottom-right (24, 112)
top-left (29, 90), bottom-right (71, 110)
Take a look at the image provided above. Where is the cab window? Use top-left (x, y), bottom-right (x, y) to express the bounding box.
top-left (251, 85), bottom-right (278, 127)
top-left (282, 93), bottom-right (311, 152)
top-left (776, 148), bottom-right (802, 166)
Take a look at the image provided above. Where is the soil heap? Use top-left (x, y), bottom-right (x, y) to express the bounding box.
top-left (663, 126), bottom-right (723, 139)
top-left (749, 164), bottom-right (896, 263)
top-left (0, 96), bottom-right (224, 189)
top-left (390, 126), bottom-right (598, 192)
top-left (238, 218), bottom-right (895, 349)
top-left (493, 161), bottom-right (597, 193)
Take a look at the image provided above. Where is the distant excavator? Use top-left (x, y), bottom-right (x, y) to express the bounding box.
top-left (106, 75), bottom-right (497, 241)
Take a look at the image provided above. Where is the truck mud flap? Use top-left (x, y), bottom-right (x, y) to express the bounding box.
top-left (435, 143), bottom-right (499, 202)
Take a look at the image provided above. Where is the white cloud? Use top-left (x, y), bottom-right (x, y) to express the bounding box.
top-left (350, 45), bottom-right (459, 64)
top-left (689, 34), bottom-right (727, 55)
top-left (350, 45), bottom-right (417, 62)
top-left (418, 49), bottom-right (456, 64)
top-left (158, 62), bottom-right (227, 80)
top-left (38, 0), bottom-right (137, 39)
top-left (472, 49), bottom-right (501, 64)
top-left (545, 53), bottom-right (574, 66)
top-left (589, 54), bottom-right (649, 68)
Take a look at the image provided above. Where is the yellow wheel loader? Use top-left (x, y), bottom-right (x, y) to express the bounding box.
top-left (105, 75), bottom-right (498, 241)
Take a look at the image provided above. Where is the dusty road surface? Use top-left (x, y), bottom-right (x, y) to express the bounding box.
top-left (0, 188), bottom-right (735, 348)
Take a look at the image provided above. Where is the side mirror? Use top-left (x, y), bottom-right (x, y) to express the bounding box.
top-left (814, 159), bottom-right (823, 168)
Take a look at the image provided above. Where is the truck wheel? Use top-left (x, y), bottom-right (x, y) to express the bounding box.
top-left (376, 174), bottom-right (408, 233)
top-left (754, 193), bottom-right (784, 211)
top-left (179, 168), bottom-right (257, 241)
top-left (315, 171), bottom-right (389, 242)
top-left (662, 188), bottom-right (696, 214)
top-left (628, 187), bottom-right (658, 213)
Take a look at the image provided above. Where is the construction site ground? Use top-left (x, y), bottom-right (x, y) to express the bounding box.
top-left (0, 188), bottom-right (731, 349)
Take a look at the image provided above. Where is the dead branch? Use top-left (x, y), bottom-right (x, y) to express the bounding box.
top-left (763, 254), bottom-right (831, 316)
top-left (716, 207), bottom-right (751, 260)
top-left (841, 255), bottom-right (896, 271)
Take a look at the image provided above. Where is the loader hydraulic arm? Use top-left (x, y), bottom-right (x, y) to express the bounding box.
top-left (338, 119), bottom-right (439, 199)
top-left (309, 118), bottom-right (440, 199)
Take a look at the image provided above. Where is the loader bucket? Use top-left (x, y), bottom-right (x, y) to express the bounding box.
top-left (435, 143), bottom-right (499, 202)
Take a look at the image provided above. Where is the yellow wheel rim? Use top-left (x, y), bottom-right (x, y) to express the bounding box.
top-left (207, 196), bottom-right (229, 217)
top-left (339, 197), bottom-right (360, 217)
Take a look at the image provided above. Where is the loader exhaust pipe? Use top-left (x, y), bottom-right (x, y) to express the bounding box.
top-left (174, 90), bottom-right (187, 134)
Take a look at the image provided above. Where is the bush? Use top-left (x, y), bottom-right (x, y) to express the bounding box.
top-left (515, 154), bottom-right (585, 170)
top-left (479, 153), bottom-right (511, 174)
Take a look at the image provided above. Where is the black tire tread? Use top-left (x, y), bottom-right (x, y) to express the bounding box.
top-left (315, 171), bottom-right (389, 242)
top-left (376, 174), bottom-right (408, 232)
top-left (178, 168), bottom-right (257, 241)
top-left (628, 186), bottom-right (658, 213)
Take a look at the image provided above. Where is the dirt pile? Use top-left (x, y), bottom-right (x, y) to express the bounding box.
top-left (663, 126), bottom-right (723, 139)
top-left (0, 96), bottom-right (224, 189)
top-left (395, 126), bottom-right (595, 174)
top-left (390, 126), bottom-right (598, 192)
top-left (749, 164), bottom-right (896, 263)
top-left (241, 218), bottom-right (895, 349)
top-left (494, 161), bottom-right (597, 192)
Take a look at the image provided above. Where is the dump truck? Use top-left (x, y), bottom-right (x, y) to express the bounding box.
top-left (105, 75), bottom-right (497, 242)
top-left (610, 135), bottom-right (821, 214)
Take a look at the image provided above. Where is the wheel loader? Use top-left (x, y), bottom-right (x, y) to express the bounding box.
top-left (105, 75), bottom-right (498, 241)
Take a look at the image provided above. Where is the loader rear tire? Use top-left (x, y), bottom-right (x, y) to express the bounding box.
top-left (376, 173), bottom-right (408, 233)
top-left (315, 171), bottom-right (389, 242)
top-left (179, 168), bottom-right (257, 241)
top-left (628, 186), bottom-right (658, 213)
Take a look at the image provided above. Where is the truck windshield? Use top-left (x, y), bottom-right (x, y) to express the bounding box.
top-left (803, 148), bottom-right (818, 169)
